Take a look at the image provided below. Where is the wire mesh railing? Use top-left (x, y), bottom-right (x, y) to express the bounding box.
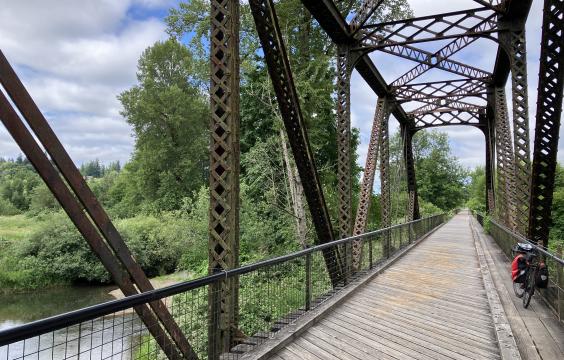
top-left (473, 212), bottom-right (564, 321)
top-left (0, 215), bottom-right (445, 360)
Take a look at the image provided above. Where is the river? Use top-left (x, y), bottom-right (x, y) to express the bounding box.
top-left (0, 286), bottom-right (148, 360)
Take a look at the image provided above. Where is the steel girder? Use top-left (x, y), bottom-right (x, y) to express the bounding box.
top-left (380, 111), bottom-right (391, 258)
top-left (392, 79), bottom-right (488, 102)
top-left (359, 8), bottom-right (499, 50)
top-left (0, 53), bottom-right (196, 360)
top-left (336, 47), bottom-right (354, 240)
top-left (208, 0), bottom-right (241, 355)
top-left (502, 29), bottom-right (532, 236)
top-left (248, 0), bottom-right (342, 286)
top-left (404, 127), bottom-right (420, 221)
top-left (493, 87), bottom-right (517, 228)
top-left (411, 109), bottom-right (484, 131)
top-left (352, 98), bottom-right (390, 270)
top-left (350, 0), bottom-right (385, 34)
top-left (529, 0), bottom-right (564, 246)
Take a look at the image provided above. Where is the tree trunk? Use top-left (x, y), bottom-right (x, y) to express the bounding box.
top-left (279, 128), bottom-right (308, 248)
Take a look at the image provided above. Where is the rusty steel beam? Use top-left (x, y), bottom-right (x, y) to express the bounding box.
top-left (379, 112), bottom-right (391, 257)
top-left (352, 97), bottom-right (389, 271)
top-left (493, 87), bottom-right (517, 228)
top-left (529, 0), bottom-right (564, 246)
top-left (360, 7), bottom-right (499, 50)
top-left (393, 79), bottom-right (488, 101)
top-left (402, 126), bottom-right (420, 221)
top-left (301, 0), bottom-right (411, 126)
top-left (336, 46), bottom-right (353, 240)
top-left (249, 0), bottom-right (342, 286)
top-left (208, 0), bottom-right (241, 355)
top-left (350, 0), bottom-right (385, 34)
top-left (0, 51), bottom-right (197, 360)
top-left (0, 92), bottom-right (188, 360)
top-left (412, 109), bottom-right (484, 130)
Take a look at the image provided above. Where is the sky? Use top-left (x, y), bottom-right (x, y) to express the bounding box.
top-left (0, 0), bottom-right (561, 171)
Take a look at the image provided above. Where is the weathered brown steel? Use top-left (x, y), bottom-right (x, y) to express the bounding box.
top-left (0, 51), bottom-right (197, 360)
top-left (208, 0), bottom-right (240, 355)
top-left (529, 0), bottom-right (564, 246)
top-left (493, 87), bottom-right (517, 228)
top-left (411, 109), bottom-right (484, 130)
top-left (0, 92), bottom-right (187, 360)
top-left (484, 114), bottom-right (496, 214)
top-left (248, 0), bottom-right (342, 286)
top-left (336, 46), bottom-right (353, 240)
top-left (352, 97), bottom-right (389, 271)
top-left (349, 0), bottom-right (385, 34)
top-left (393, 79), bottom-right (488, 102)
top-left (404, 127), bottom-right (420, 221)
top-left (360, 8), bottom-right (499, 50)
top-left (503, 29), bottom-right (532, 236)
top-left (380, 112), bottom-right (391, 257)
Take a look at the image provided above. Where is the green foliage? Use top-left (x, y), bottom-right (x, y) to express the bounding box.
top-left (0, 159), bottom-right (41, 211)
top-left (549, 164), bottom-right (564, 250)
top-left (466, 167), bottom-right (486, 213)
top-left (118, 39), bottom-right (208, 212)
top-left (0, 197), bottom-right (20, 216)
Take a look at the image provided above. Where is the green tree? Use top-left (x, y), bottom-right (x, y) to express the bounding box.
top-left (118, 39), bottom-right (209, 212)
top-left (466, 167), bottom-right (486, 213)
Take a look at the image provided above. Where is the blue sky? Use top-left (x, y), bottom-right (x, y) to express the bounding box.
top-left (0, 0), bottom-right (560, 172)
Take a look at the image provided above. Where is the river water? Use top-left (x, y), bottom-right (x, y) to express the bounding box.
top-left (0, 286), bottom-right (148, 360)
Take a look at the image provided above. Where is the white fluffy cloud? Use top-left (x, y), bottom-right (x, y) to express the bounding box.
top-left (0, 0), bottom-right (170, 164)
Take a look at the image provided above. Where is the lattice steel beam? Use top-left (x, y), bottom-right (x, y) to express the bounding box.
top-left (249, 0), bottom-right (342, 286)
top-left (380, 112), bottom-right (391, 257)
top-left (350, 0), bottom-right (385, 34)
top-left (391, 16), bottom-right (496, 87)
top-left (529, 0), bottom-right (564, 246)
top-left (410, 98), bottom-right (484, 115)
top-left (499, 29), bottom-right (531, 236)
top-left (404, 127), bottom-right (420, 221)
top-left (360, 7), bottom-right (499, 49)
top-left (209, 0), bottom-right (240, 354)
top-left (484, 118), bottom-right (496, 214)
top-left (336, 46), bottom-right (353, 240)
top-left (493, 87), bottom-right (517, 228)
top-left (352, 98), bottom-right (389, 271)
top-left (301, 0), bottom-right (411, 126)
top-left (411, 109), bottom-right (483, 130)
top-left (374, 41), bottom-right (492, 81)
top-left (393, 79), bottom-right (488, 101)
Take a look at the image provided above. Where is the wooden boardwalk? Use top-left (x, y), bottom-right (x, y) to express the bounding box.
top-left (265, 213), bottom-right (505, 360)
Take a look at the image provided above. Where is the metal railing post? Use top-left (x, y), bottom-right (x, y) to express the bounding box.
top-left (369, 236), bottom-right (373, 269)
top-left (558, 246), bottom-right (563, 321)
top-left (305, 252), bottom-right (312, 311)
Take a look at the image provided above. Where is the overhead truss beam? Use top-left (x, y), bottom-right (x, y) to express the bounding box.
top-left (360, 7), bottom-right (499, 50)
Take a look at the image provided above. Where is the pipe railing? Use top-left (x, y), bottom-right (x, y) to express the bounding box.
top-left (0, 215), bottom-right (446, 360)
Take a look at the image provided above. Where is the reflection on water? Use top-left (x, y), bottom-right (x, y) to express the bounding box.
top-left (0, 286), bottom-right (150, 360)
top-left (0, 286), bottom-right (116, 330)
top-left (0, 312), bottom-right (147, 360)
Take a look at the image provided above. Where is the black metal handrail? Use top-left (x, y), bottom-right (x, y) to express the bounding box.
top-left (0, 214), bottom-right (446, 359)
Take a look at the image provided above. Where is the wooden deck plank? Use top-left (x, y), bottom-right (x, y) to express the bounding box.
top-left (256, 212), bottom-right (560, 360)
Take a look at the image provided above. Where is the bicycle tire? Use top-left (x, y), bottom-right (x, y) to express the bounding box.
top-left (513, 279), bottom-right (525, 298)
top-left (523, 268), bottom-right (535, 308)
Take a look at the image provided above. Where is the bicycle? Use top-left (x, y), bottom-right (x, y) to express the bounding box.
top-left (511, 243), bottom-right (540, 308)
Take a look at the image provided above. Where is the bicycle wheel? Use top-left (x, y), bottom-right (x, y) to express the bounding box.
top-left (523, 268), bottom-right (536, 308)
top-left (513, 278), bottom-right (525, 298)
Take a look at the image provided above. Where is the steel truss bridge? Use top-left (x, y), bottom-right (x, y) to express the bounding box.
top-left (0, 0), bottom-right (563, 359)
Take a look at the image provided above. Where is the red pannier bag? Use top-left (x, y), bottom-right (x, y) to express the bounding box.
top-left (511, 254), bottom-right (526, 283)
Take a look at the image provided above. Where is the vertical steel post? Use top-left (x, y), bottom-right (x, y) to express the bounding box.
top-left (484, 110), bottom-right (496, 214)
top-left (404, 127), bottom-right (420, 221)
top-left (305, 252), bottom-right (312, 310)
top-left (380, 115), bottom-right (391, 258)
top-left (528, 0), bottom-right (564, 246)
top-left (498, 21), bottom-right (532, 236)
top-left (209, 0), bottom-right (240, 356)
top-left (493, 87), bottom-right (517, 229)
top-left (336, 45), bottom-right (353, 241)
top-left (352, 98), bottom-right (389, 271)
